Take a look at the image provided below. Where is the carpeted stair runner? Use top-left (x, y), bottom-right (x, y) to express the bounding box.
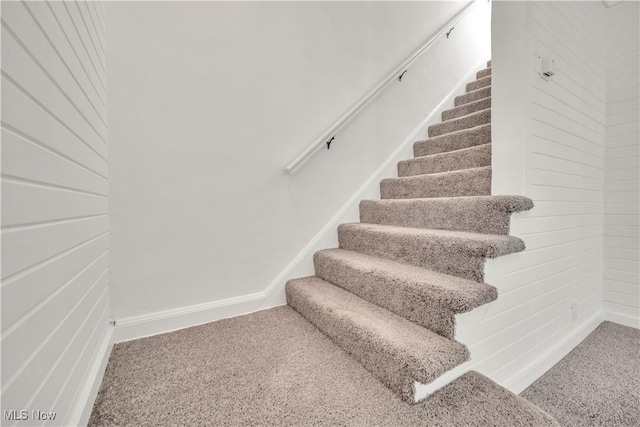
top-left (286, 60), bottom-right (535, 404)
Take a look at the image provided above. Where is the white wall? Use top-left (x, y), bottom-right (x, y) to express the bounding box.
top-left (1, 1), bottom-right (112, 425)
top-left (603, 1), bottom-right (639, 328)
top-left (452, 0), bottom-right (608, 394)
top-left (106, 0), bottom-right (491, 336)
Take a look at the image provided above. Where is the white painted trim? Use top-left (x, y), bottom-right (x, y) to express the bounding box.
top-left (110, 57), bottom-right (490, 344)
top-left (67, 325), bottom-right (114, 427)
top-left (603, 309), bottom-right (640, 329)
top-left (414, 311), bottom-right (604, 402)
top-left (114, 293), bottom-right (264, 343)
top-left (414, 363), bottom-right (471, 402)
top-left (501, 311), bottom-right (603, 394)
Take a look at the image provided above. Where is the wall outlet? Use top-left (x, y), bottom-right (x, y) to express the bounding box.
top-left (570, 301), bottom-right (578, 321)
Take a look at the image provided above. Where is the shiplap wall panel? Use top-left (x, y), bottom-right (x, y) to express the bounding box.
top-left (1, 129), bottom-right (108, 195)
top-left (2, 234), bottom-right (109, 329)
top-left (1, 1), bottom-right (111, 425)
top-left (47, 1), bottom-right (106, 104)
top-left (604, 0), bottom-right (640, 323)
top-left (458, 1), bottom-right (607, 392)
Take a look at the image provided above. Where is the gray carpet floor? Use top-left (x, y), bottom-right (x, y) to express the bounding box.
top-left (521, 321), bottom-right (640, 427)
top-left (89, 306), bottom-right (558, 426)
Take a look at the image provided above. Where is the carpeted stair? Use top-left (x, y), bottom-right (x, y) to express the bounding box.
top-left (286, 60), bottom-right (535, 404)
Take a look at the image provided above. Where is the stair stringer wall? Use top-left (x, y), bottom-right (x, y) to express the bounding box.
top-left (442, 1), bottom-right (608, 397)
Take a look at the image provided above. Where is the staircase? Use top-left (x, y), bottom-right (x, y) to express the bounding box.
top-left (286, 60), bottom-right (533, 404)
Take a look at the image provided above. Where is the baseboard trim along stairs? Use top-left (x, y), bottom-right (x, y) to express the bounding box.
top-left (286, 60), bottom-right (537, 404)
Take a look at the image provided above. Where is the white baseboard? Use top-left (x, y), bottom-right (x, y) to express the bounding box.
top-left (110, 57), bottom-right (490, 344)
top-left (114, 293), bottom-right (265, 343)
top-left (69, 324), bottom-right (114, 427)
top-left (501, 310), bottom-right (603, 394)
top-left (603, 308), bottom-right (640, 329)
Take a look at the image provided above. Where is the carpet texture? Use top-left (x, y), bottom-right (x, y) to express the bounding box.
top-left (313, 248), bottom-right (497, 339)
top-left (380, 166), bottom-right (492, 199)
top-left (285, 62), bottom-right (535, 403)
top-left (521, 321), bottom-right (640, 427)
top-left (455, 85), bottom-right (491, 106)
top-left (414, 123), bottom-right (491, 157)
top-left (359, 195), bottom-right (533, 235)
top-left (89, 306), bottom-right (559, 426)
top-left (427, 108), bottom-right (491, 137)
top-left (337, 223), bottom-right (525, 282)
top-left (442, 96), bottom-right (491, 121)
top-left (397, 143), bottom-right (491, 177)
top-left (286, 278), bottom-right (469, 402)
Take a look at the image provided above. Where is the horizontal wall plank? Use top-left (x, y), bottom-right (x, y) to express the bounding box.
top-left (1, 272), bottom-right (108, 414)
top-left (1, 234), bottom-right (108, 331)
top-left (1, 20), bottom-right (107, 157)
top-left (30, 292), bottom-right (110, 424)
top-left (1, 211), bottom-right (108, 280)
top-left (1, 78), bottom-right (108, 177)
top-left (1, 179), bottom-right (107, 227)
top-left (1, 129), bottom-right (108, 195)
top-left (1, 1), bottom-right (110, 424)
top-left (1, 255), bottom-right (108, 383)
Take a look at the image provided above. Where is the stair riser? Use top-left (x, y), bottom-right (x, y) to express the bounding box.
top-left (359, 199), bottom-right (514, 235)
top-left (313, 252), bottom-right (457, 339)
top-left (398, 144), bottom-right (491, 177)
top-left (337, 226), bottom-right (488, 282)
top-left (466, 76), bottom-right (491, 92)
top-left (414, 124), bottom-right (491, 157)
top-left (380, 167), bottom-right (491, 199)
top-left (455, 86), bottom-right (491, 106)
top-left (442, 97), bottom-right (491, 121)
top-left (429, 109), bottom-right (491, 137)
top-left (476, 68), bottom-right (491, 79)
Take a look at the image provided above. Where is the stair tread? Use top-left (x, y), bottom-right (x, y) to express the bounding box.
top-left (338, 222), bottom-right (525, 258)
top-left (429, 108), bottom-right (491, 137)
top-left (466, 75), bottom-right (492, 92)
top-left (442, 96), bottom-right (491, 121)
top-left (455, 86), bottom-right (491, 106)
top-left (414, 123), bottom-right (491, 157)
top-left (387, 165), bottom-right (490, 180)
top-left (440, 107), bottom-right (491, 125)
top-left (315, 248), bottom-right (497, 312)
top-left (476, 67), bottom-right (492, 79)
top-left (399, 144), bottom-right (491, 177)
top-left (363, 195), bottom-right (534, 214)
top-left (286, 276), bottom-right (469, 400)
top-left (380, 166), bottom-right (492, 199)
top-left (359, 195), bottom-right (534, 235)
